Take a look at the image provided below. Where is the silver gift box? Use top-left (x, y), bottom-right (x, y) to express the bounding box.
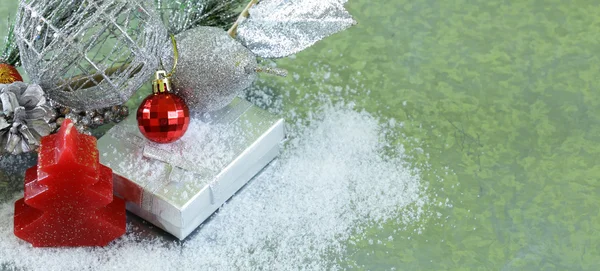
top-left (97, 98), bottom-right (285, 240)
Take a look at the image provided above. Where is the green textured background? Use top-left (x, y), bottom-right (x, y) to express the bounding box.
top-left (2, 0), bottom-right (599, 270)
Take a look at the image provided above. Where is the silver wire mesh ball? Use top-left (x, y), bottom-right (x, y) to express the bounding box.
top-left (15, 0), bottom-right (167, 111)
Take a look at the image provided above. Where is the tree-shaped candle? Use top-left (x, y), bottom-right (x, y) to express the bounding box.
top-left (13, 119), bottom-right (126, 247)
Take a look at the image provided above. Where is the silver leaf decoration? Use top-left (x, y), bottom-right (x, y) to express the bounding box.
top-left (236, 0), bottom-right (356, 59)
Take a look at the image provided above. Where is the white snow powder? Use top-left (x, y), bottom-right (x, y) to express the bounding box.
top-left (0, 104), bottom-right (429, 270)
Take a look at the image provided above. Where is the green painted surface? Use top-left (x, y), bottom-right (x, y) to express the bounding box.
top-left (2, 0), bottom-right (599, 269)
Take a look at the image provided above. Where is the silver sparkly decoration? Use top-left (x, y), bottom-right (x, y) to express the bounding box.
top-left (0, 82), bottom-right (57, 155)
top-left (54, 104), bottom-right (130, 135)
top-left (162, 26), bottom-right (258, 112)
top-left (236, 0), bottom-right (356, 59)
top-left (14, 0), bottom-right (167, 111)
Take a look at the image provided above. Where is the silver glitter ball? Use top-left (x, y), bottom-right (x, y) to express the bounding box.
top-left (162, 26), bottom-right (258, 113)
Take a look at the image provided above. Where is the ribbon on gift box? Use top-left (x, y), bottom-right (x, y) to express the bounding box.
top-left (141, 97), bottom-right (253, 173)
top-left (142, 139), bottom-right (232, 205)
top-left (108, 123), bottom-right (223, 209)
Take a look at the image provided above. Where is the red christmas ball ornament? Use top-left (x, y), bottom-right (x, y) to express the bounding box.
top-left (0, 63), bottom-right (23, 83)
top-left (137, 71), bottom-right (190, 143)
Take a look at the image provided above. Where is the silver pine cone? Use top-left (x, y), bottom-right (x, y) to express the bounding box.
top-left (0, 82), bottom-right (57, 155)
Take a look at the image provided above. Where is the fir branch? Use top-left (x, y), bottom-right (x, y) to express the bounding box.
top-left (1, 19), bottom-right (20, 66)
top-left (155, 0), bottom-right (245, 35)
top-left (2, 2), bottom-right (80, 67)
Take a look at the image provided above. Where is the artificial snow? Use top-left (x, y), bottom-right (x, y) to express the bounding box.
top-left (0, 104), bottom-right (429, 270)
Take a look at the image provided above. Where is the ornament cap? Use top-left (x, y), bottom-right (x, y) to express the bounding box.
top-left (152, 70), bottom-right (172, 94)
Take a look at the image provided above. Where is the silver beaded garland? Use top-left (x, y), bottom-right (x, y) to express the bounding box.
top-left (55, 104), bottom-right (130, 134)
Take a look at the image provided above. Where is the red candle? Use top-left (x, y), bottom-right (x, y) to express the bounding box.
top-left (13, 119), bottom-right (126, 247)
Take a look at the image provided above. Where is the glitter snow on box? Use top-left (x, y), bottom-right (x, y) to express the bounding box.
top-left (97, 98), bottom-right (284, 240)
